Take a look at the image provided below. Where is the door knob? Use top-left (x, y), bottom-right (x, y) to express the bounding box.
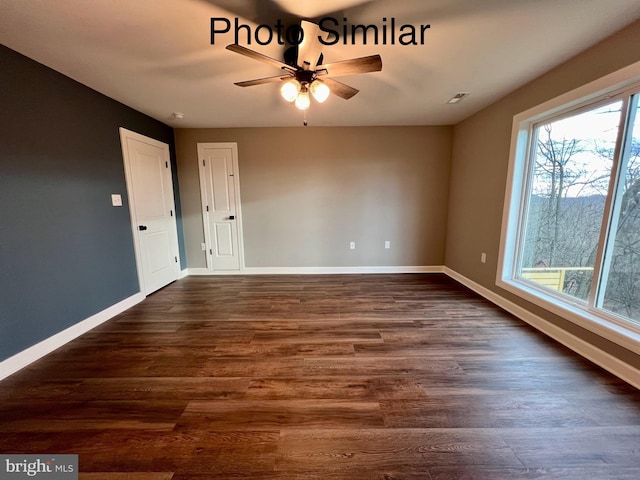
top-left (138, 225), bottom-right (148, 231)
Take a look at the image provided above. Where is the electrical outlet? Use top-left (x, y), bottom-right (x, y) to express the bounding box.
top-left (350, 241), bottom-right (356, 250)
top-left (201, 243), bottom-right (206, 251)
top-left (384, 241), bottom-right (391, 249)
top-left (481, 252), bottom-right (487, 263)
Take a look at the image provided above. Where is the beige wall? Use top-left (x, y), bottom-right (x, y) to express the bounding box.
top-left (175, 126), bottom-right (453, 269)
top-left (445, 20), bottom-right (640, 368)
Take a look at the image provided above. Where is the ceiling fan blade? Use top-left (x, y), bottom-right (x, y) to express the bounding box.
top-left (296, 20), bottom-right (328, 70)
top-left (316, 54), bottom-right (382, 77)
top-left (234, 74), bottom-right (292, 87)
top-left (226, 44), bottom-right (295, 73)
top-left (321, 78), bottom-right (359, 100)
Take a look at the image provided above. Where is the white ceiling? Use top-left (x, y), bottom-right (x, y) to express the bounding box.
top-left (2, 0), bottom-right (640, 128)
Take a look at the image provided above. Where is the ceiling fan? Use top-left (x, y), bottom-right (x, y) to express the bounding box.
top-left (226, 20), bottom-right (382, 111)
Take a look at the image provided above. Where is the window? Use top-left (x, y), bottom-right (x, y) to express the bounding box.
top-left (499, 64), bottom-right (640, 349)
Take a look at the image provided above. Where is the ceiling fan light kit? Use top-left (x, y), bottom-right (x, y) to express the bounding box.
top-left (227, 20), bottom-right (383, 118)
top-left (281, 78), bottom-right (330, 109)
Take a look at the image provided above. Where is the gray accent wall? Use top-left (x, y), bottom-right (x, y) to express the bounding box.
top-left (0, 44), bottom-right (184, 362)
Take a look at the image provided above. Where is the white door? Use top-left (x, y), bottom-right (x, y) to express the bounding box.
top-left (120, 128), bottom-right (180, 294)
top-left (197, 143), bottom-right (243, 271)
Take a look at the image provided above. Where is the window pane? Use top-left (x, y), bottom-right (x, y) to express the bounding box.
top-left (601, 96), bottom-right (640, 324)
top-left (519, 101), bottom-right (622, 301)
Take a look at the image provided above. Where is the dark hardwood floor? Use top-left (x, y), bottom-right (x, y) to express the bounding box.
top-left (1, 274), bottom-right (639, 479)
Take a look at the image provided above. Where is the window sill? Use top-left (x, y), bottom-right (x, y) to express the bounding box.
top-left (496, 277), bottom-right (640, 354)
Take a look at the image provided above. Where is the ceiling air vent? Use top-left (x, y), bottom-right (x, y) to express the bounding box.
top-left (447, 92), bottom-right (470, 104)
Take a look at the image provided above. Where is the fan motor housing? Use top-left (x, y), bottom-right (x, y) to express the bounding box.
top-left (295, 70), bottom-right (316, 84)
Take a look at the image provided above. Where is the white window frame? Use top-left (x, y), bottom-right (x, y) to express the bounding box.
top-left (497, 61), bottom-right (640, 353)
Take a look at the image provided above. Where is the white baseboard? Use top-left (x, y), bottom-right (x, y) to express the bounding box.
top-left (444, 267), bottom-right (640, 390)
top-left (0, 293), bottom-right (145, 381)
top-left (189, 265), bottom-right (444, 276)
top-left (187, 268), bottom-right (213, 275)
top-left (244, 265), bottom-right (444, 275)
top-left (178, 268), bottom-right (189, 279)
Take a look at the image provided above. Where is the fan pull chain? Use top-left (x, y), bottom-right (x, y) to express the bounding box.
top-left (303, 109), bottom-right (308, 127)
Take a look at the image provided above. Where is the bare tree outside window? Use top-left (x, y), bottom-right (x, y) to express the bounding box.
top-left (519, 102), bottom-right (621, 302)
top-left (601, 100), bottom-right (640, 321)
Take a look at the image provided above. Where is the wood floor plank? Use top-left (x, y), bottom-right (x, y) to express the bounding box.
top-left (208, 342), bottom-right (356, 358)
top-left (275, 428), bottom-right (523, 472)
top-left (1, 273), bottom-right (638, 478)
top-left (419, 467), bottom-right (640, 480)
top-left (251, 329), bottom-right (383, 344)
top-left (501, 425), bottom-right (640, 467)
top-left (80, 474), bottom-right (174, 480)
top-left (177, 399), bottom-right (385, 430)
top-left (380, 394), bottom-right (598, 428)
top-left (303, 356), bottom-right (464, 376)
top-left (68, 377), bottom-right (251, 401)
top-left (0, 400), bottom-right (185, 432)
top-left (244, 376), bottom-right (428, 400)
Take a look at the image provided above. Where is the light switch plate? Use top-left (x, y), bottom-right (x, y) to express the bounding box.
top-left (111, 194), bottom-right (123, 207)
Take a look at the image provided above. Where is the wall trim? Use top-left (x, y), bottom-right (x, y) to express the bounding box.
top-left (444, 267), bottom-right (640, 389)
top-left (0, 293), bottom-right (145, 381)
top-left (188, 268), bottom-right (214, 275)
top-left (188, 266), bottom-right (444, 275)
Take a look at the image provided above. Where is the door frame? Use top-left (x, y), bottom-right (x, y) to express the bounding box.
top-left (120, 127), bottom-right (181, 294)
top-left (197, 142), bottom-right (245, 273)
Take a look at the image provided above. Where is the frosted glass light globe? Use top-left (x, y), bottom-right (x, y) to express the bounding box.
top-left (280, 79), bottom-right (300, 102)
top-left (310, 80), bottom-right (330, 103)
top-left (295, 89), bottom-right (311, 110)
